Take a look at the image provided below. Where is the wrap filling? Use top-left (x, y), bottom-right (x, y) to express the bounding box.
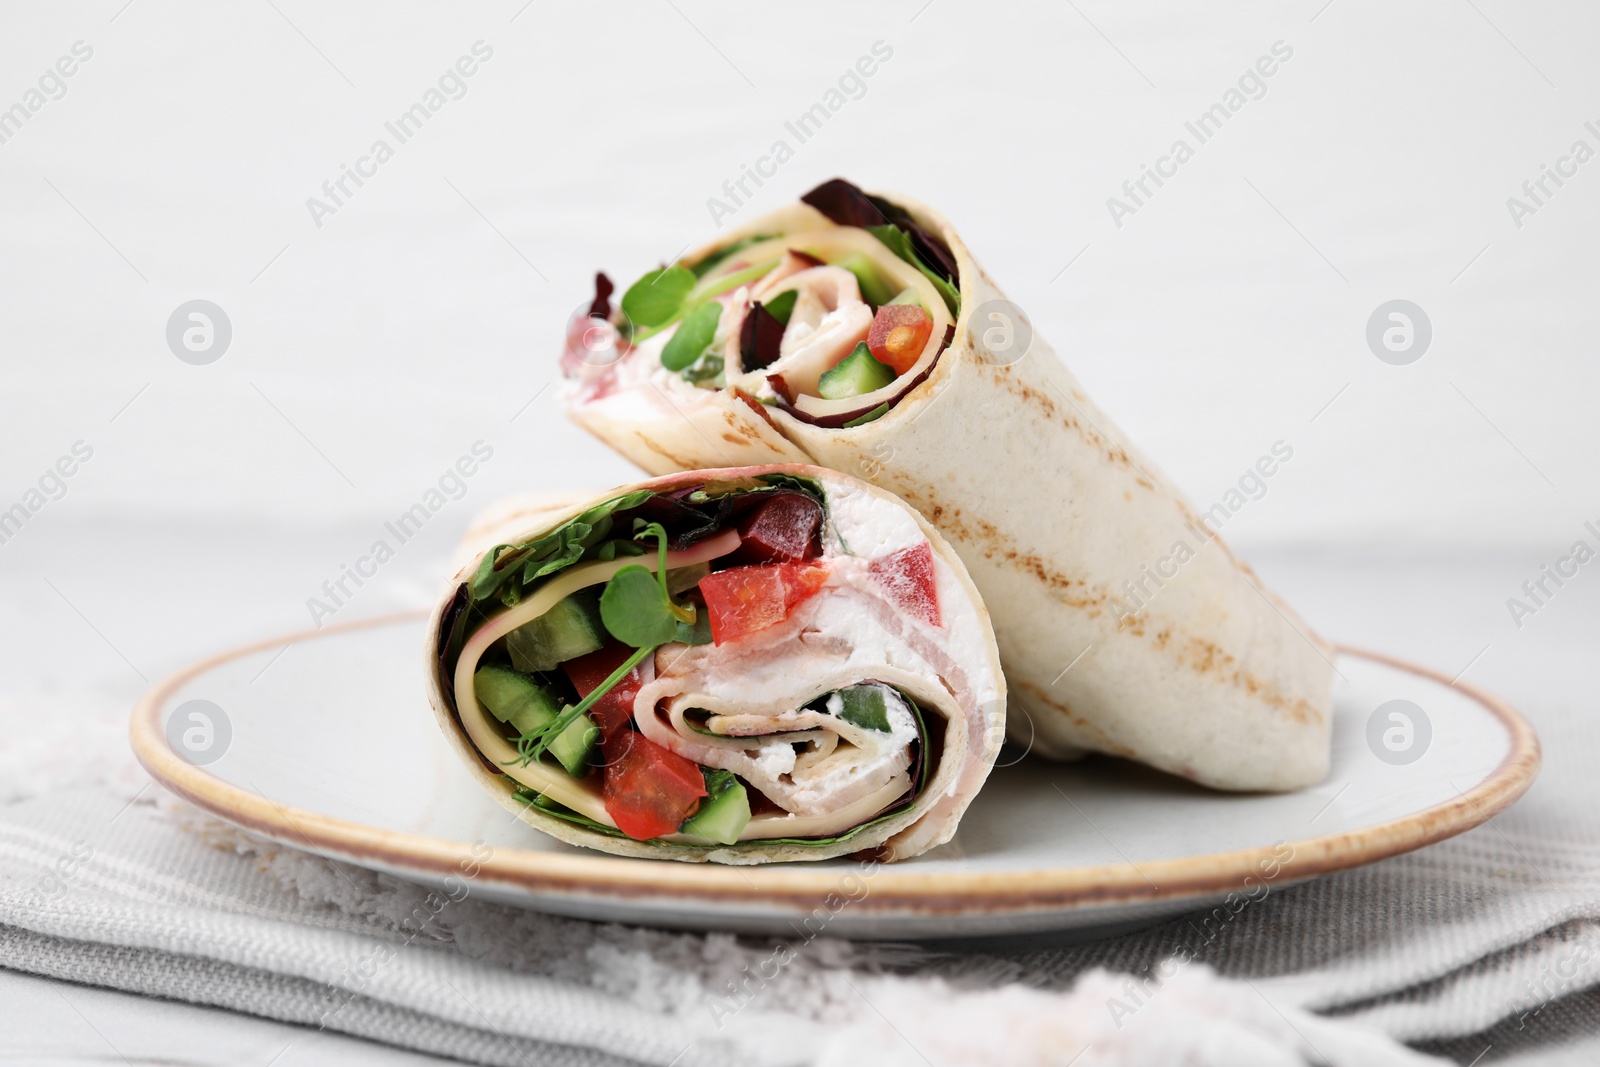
top-left (564, 179), bottom-right (961, 428)
top-left (435, 473), bottom-right (955, 848)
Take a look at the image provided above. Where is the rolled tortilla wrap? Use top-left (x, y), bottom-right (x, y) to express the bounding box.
top-left (425, 464), bottom-right (1005, 864)
top-left (562, 179), bottom-right (1333, 792)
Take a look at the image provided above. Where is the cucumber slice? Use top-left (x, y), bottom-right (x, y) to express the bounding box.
top-left (506, 590), bottom-right (603, 673)
top-left (837, 685), bottom-right (891, 732)
top-left (818, 343), bottom-right (896, 400)
top-left (843, 403), bottom-right (890, 428)
top-left (546, 715), bottom-right (600, 777)
top-left (473, 665), bottom-right (598, 777)
top-left (833, 252), bottom-right (898, 307)
top-left (681, 769), bottom-right (751, 844)
top-left (762, 289), bottom-right (798, 325)
top-left (474, 665), bottom-right (562, 736)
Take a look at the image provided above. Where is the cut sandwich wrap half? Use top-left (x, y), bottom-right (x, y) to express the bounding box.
top-left (562, 179), bottom-right (1334, 792)
top-left (425, 464), bottom-right (1005, 864)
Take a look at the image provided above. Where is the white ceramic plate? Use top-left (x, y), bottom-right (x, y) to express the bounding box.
top-left (131, 613), bottom-right (1539, 941)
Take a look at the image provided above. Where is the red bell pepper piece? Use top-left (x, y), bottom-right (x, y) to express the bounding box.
top-left (562, 641), bottom-right (644, 737)
top-left (868, 542), bottom-right (941, 627)
top-left (699, 561), bottom-right (831, 645)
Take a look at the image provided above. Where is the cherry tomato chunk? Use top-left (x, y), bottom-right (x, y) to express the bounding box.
top-left (602, 734), bottom-right (707, 840)
top-left (867, 304), bottom-right (933, 375)
top-left (699, 561), bottom-right (830, 645)
top-left (868, 542), bottom-right (941, 627)
top-left (562, 641), bottom-right (644, 737)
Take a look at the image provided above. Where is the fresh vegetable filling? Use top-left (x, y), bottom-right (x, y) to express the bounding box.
top-left (436, 475), bottom-right (947, 847)
top-left (564, 179), bottom-right (961, 429)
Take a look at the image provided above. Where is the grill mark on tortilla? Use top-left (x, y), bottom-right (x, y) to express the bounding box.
top-left (970, 360), bottom-right (1148, 480)
top-left (888, 485), bottom-right (1107, 613)
top-left (724, 421), bottom-right (761, 444)
top-left (890, 485), bottom-right (1318, 726)
top-left (1164, 497), bottom-right (1331, 658)
top-left (1176, 635), bottom-right (1321, 725)
top-left (726, 390), bottom-right (816, 456)
top-left (971, 358), bottom-right (1317, 645)
top-left (719, 403), bottom-right (769, 445)
top-left (1115, 609), bottom-right (1318, 726)
top-left (637, 434), bottom-right (704, 471)
top-left (1013, 680), bottom-right (1137, 758)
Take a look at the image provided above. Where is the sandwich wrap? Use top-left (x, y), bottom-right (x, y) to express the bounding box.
top-left (562, 179), bottom-right (1333, 791)
top-left (425, 464), bottom-right (1005, 863)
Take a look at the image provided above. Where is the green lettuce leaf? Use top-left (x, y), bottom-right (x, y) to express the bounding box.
top-left (868, 224), bottom-right (960, 315)
top-left (621, 265), bottom-right (695, 328)
top-left (469, 489), bottom-right (654, 605)
top-left (660, 301), bottom-right (721, 372)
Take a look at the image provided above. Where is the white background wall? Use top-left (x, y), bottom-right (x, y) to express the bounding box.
top-left (1, 0), bottom-right (1596, 556)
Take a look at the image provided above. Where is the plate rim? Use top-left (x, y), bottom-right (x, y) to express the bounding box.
top-left (129, 611), bottom-right (1541, 916)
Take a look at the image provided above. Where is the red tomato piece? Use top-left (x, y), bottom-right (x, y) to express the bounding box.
top-left (867, 304), bottom-right (933, 375)
top-left (732, 493), bottom-right (823, 564)
top-left (780, 561), bottom-right (830, 609)
top-left (699, 566), bottom-right (788, 645)
top-left (602, 734), bottom-right (707, 840)
top-left (699, 561), bottom-right (831, 645)
top-left (868, 542), bottom-right (941, 627)
top-left (562, 641), bottom-right (643, 737)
